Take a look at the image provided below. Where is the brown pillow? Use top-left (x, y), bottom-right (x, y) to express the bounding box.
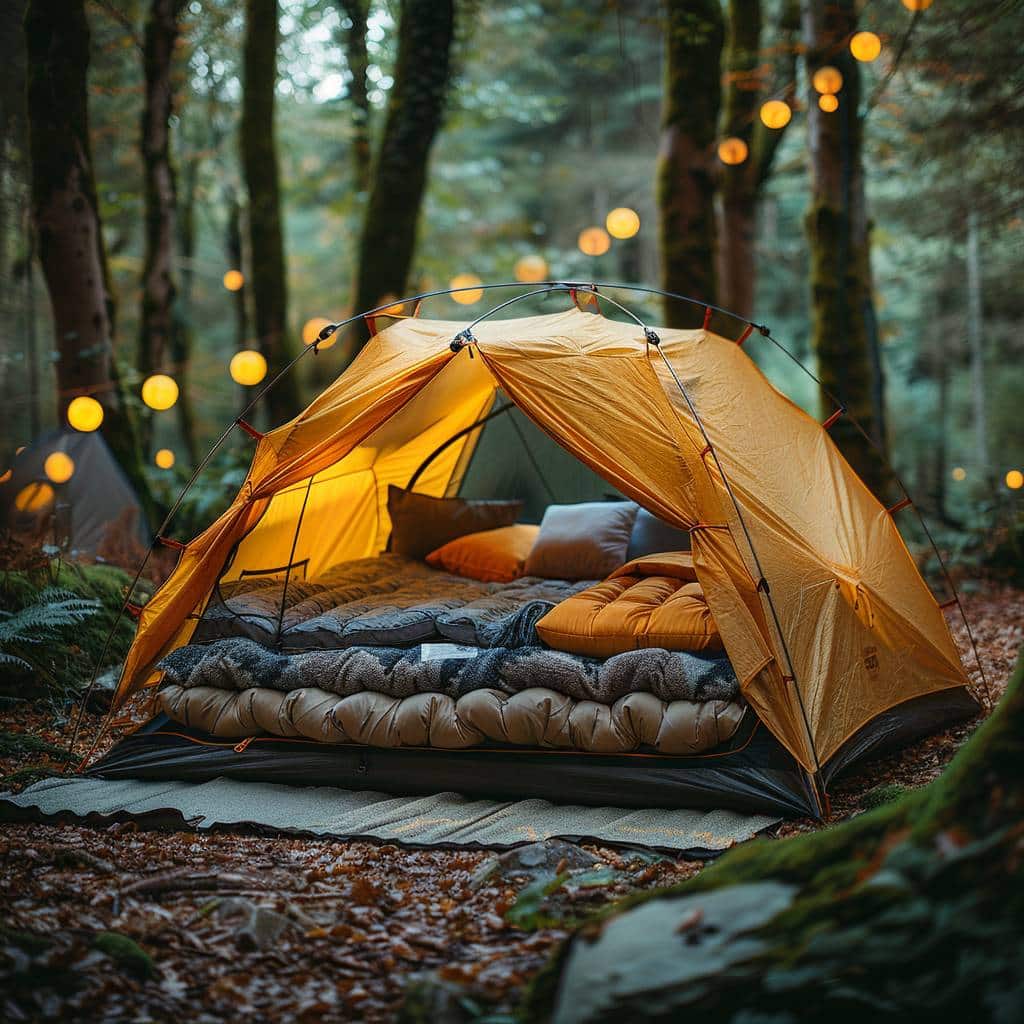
top-left (523, 501), bottom-right (638, 581)
top-left (426, 524), bottom-right (540, 582)
top-left (387, 486), bottom-right (522, 561)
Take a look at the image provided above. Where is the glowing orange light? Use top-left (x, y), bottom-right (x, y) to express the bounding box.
top-left (901, 0), bottom-right (933, 10)
top-left (15, 482), bottom-right (54, 512)
top-left (812, 66), bottom-right (843, 95)
top-left (1007, 470), bottom-right (1024, 490)
top-left (0, 469), bottom-right (11, 485)
top-left (141, 374), bottom-right (179, 411)
top-left (223, 269), bottom-right (244, 291)
top-left (605, 208), bottom-right (640, 240)
top-left (819, 94), bottom-right (840, 112)
top-left (155, 448), bottom-right (175, 469)
top-left (514, 255), bottom-right (549, 283)
top-left (229, 350), bottom-right (268, 386)
top-left (577, 227), bottom-right (611, 256)
top-left (850, 31), bottom-right (882, 62)
top-left (760, 100), bottom-right (792, 129)
top-left (44, 451), bottom-right (75, 484)
top-left (67, 395), bottom-right (104, 432)
top-left (717, 137), bottom-right (749, 166)
top-left (449, 274), bottom-right (484, 304)
top-left (951, 467), bottom-right (966, 482)
top-left (302, 317), bottom-right (335, 348)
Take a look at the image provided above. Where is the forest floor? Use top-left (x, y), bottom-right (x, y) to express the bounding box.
top-left (0, 584), bottom-right (1020, 1022)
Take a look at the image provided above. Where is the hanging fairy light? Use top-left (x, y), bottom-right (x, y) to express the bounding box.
top-left (378, 297), bottom-right (406, 316)
top-left (819, 94), bottom-right (840, 113)
top-left (514, 255), bottom-right (549, 283)
top-left (154, 448), bottom-right (175, 470)
top-left (717, 137), bottom-right (749, 166)
top-left (577, 227), bottom-right (611, 256)
top-left (67, 395), bottom-right (104, 432)
top-left (230, 349), bottom-right (268, 386)
top-left (15, 482), bottom-right (54, 512)
top-left (605, 208), bottom-right (640, 240)
top-left (812, 66), bottom-right (843, 95)
top-left (850, 31), bottom-right (882, 62)
top-left (223, 269), bottom-right (245, 292)
top-left (901, 0), bottom-right (933, 10)
top-left (951, 466), bottom-right (967, 482)
top-left (302, 317), bottom-right (336, 349)
top-left (1006, 469), bottom-right (1024, 490)
top-left (759, 99), bottom-right (792, 129)
top-left (44, 451), bottom-right (75, 484)
top-left (449, 273), bottom-right (484, 304)
top-left (141, 373), bottom-right (179, 411)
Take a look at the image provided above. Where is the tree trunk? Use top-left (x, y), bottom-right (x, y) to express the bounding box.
top-left (138, 0), bottom-right (186, 451)
top-left (965, 209), bottom-right (989, 483)
top-left (715, 0), bottom-right (798, 321)
top-left (802, 0), bottom-right (887, 499)
top-left (348, 0), bottom-right (457, 353)
top-left (657, 0), bottom-right (725, 328)
top-left (224, 187), bottom-right (250, 418)
top-left (173, 151), bottom-right (199, 466)
top-left (240, 0), bottom-right (299, 427)
top-left (25, 0), bottom-right (158, 530)
top-left (339, 0), bottom-right (371, 193)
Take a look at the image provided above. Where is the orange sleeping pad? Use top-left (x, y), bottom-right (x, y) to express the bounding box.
top-left (536, 551), bottom-right (723, 657)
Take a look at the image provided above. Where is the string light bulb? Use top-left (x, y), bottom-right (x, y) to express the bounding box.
top-left (67, 395), bottom-right (104, 432)
top-left (514, 255), bottom-right (549, 283)
top-left (717, 137), bottom-right (749, 166)
top-left (15, 482), bottom-right (54, 512)
top-left (577, 227), bottom-right (611, 256)
top-left (850, 31), bottom-right (882, 62)
top-left (449, 274), bottom-right (484, 305)
top-left (1007, 469), bottom-right (1024, 490)
top-left (229, 350), bottom-right (268, 386)
top-left (819, 94), bottom-right (840, 113)
top-left (605, 208), bottom-right (640, 240)
top-left (223, 269), bottom-right (244, 291)
top-left (141, 374), bottom-right (179, 411)
top-left (44, 451), bottom-right (75, 483)
top-left (154, 448), bottom-right (175, 470)
top-left (760, 100), bottom-right (792, 129)
top-left (901, 0), bottom-right (933, 10)
top-left (951, 467), bottom-right (966, 482)
top-left (812, 66), bottom-right (843, 95)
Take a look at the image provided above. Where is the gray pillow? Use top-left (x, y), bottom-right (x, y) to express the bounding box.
top-left (627, 507), bottom-right (692, 559)
top-left (524, 502), bottom-right (638, 580)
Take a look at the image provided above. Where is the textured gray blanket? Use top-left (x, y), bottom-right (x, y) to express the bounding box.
top-left (159, 637), bottom-right (741, 705)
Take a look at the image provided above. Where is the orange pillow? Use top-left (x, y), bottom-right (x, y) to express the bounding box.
top-left (426, 524), bottom-right (540, 583)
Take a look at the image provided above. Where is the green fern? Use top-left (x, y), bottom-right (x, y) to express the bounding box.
top-left (0, 588), bottom-right (101, 685)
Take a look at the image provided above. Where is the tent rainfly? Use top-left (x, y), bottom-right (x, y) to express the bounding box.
top-left (86, 298), bottom-right (980, 818)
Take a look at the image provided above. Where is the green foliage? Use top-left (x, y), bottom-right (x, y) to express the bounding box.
top-left (92, 932), bottom-right (155, 979)
top-left (860, 782), bottom-right (908, 810)
top-left (504, 872), bottom-right (570, 930)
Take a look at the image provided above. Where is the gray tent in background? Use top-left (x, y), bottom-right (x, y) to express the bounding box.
top-left (0, 430), bottom-right (146, 554)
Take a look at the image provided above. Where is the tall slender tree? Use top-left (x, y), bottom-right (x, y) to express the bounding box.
top-left (138, 0), bottom-right (187, 449)
top-left (338, 0), bottom-right (371, 193)
top-left (24, 0), bottom-right (157, 528)
top-left (349, 0), bottom-right (457, 351)
top-left (656, 0), bottom-right (725, 328)
top-left (716, 0), bottom-right (798, 321)
top-left (802, 0), bottom-right (887, 497)
top-left (240, 0), bottom-right (299, 427)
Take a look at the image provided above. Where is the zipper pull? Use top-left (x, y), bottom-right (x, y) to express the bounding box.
top-left (233, 736), bottom-right (255, 753)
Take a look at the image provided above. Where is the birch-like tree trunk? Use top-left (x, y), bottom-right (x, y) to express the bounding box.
top-left (25, 0), bottom-right (157, 529)
top-left (657, 0), bottom-right (725, 328)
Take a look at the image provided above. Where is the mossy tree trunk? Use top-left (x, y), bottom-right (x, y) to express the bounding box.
top-left (224, 187), bottom-right (251, 418)
top-left (173, 150), bottom-right (200, 466)
top-left (25, 0), bottom-right (158, 531)
top-left (657, 0), bottom-right (724, 329)
top-left (138, 0), bottom-right (186, 451)
top-left (716, 0), bottom-right (797, 321)
top-left (803, 0), bottom-right (887, 497)
top-left (339, 0), bottom-right (371, 194)
top-left (534, 651), bottom-right (1023, 1020)
top-left (348, 0), bottom-right (457, 352)
top-left (240, 0), bottom-right (299, 428)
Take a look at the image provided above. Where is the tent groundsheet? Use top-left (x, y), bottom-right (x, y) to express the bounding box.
top-left (0, 776), bottom-right (779, 857)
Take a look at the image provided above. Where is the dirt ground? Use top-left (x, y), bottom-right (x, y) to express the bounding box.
top-left (1, 585), bottom-right (1020, 1022)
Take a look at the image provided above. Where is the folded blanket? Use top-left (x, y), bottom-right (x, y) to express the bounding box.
top-left (158, 636), bottom-right (740, 706)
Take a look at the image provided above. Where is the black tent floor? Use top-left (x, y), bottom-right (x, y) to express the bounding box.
top-left (0, 775), bottom-right (780, 857)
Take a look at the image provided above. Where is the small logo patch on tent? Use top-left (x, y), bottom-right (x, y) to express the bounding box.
top-left (863, 646), bottom-right (880, 676)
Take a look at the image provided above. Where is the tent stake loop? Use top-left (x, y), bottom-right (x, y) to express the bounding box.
top-left (887, 496), bottom-right (912, 515)
top-left (822, 406), bottom-right (846, 430)
top-left (736, 324), bottom-right (754, 346)
top-left (235, 418), bottom-right (264, 441)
